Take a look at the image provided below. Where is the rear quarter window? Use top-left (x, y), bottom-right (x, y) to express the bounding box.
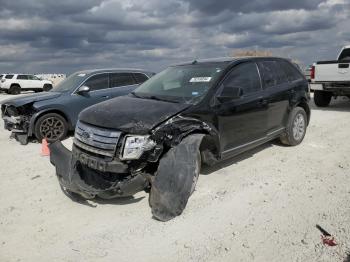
top-left (280, 61), bottom-right (304, 82)
top-left (133, 73), bottom-right (149, 84)
top-left (5, 75), bottom-right (14, 79)
top-left (17, 75), bottom-right (28, 80)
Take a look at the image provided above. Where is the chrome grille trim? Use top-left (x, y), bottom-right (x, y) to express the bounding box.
top-left (74, 121), bottom-right (121, 157)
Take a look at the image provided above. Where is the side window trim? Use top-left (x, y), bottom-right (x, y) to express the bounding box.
top-left (72, 73), bottom-right (109, 94)
top-left (132, 72), bottom-right (149, 84)
top-left (72, 71), bottom-right (148, 95)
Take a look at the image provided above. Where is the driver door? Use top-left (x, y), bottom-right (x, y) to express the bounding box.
top-left (67, 73), bottom-right (112, 125)
top-left (215, 62), bottom-right (269, 158)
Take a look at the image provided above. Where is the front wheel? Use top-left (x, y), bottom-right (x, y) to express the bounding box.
top-left (149, 134), bottom-right (203, 222)
top-left (34, 113), bottom-right (68, 143)
top-left (280, 107), bottom-right (307, 146)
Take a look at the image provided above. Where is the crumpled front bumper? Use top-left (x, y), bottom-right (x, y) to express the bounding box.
top-left (49, 142), bottom-right (150, 199)
top-left (2, 115), bottom-right (30, 145)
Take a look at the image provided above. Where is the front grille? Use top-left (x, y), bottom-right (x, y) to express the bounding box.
top-left (74, 121), bottom-right (121, 157)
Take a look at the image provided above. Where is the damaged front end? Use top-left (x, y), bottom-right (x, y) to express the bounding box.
top-left (50, 115), bottom-right (218, 201)
top-left (49, 120), bottom-right (160, 199)
top-left (1, 103), bottom-right (36, 145)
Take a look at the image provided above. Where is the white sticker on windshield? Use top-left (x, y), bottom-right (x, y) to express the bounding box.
top-left (189, 77), bottom-right (212, 83)
top-left (78, 74), bottom-right (86, 77)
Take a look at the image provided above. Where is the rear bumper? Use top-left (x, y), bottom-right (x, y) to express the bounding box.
top-left (310, 82), bottom-right (350, 94)
top-left (49, 142), bottom-right (150, 198)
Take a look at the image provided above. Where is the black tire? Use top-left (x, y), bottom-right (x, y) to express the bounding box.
top-left (314, 90), bottom-right (332, 107)
top-left (149, 134), bottom-right (203, 222)
top-left (43, 84), bottom-right (53, 92)
top-left (34, 113), bottom-right (68, 143)
top-left (9, 85), bottom-right (21, 95)
top-left (280, 107), bottom-right (307, 146)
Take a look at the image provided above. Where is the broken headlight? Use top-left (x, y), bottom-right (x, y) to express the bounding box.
top-left (121, 135), bottom-right (156, 160)
top-left (5, 105), bottom-right (19, 117)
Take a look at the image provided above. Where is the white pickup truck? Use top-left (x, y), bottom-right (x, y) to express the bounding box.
top-left (310, 45), bottom-right (350, 107)
top-left (0, 74), bottom-right (53, 95)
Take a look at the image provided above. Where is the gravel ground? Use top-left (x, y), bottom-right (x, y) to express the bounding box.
top-left (0, 92), bottom-right (349, 262)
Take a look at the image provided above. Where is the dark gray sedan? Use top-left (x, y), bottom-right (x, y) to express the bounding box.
top-left (1, 68), bottom-right (154, 144)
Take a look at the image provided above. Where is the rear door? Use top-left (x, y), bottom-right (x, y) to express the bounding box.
top-left (257, 60), bottom-right (291, 134)
top-left (108, 72), bottom-right (139, 97)
top-left (215, 62), bottom-right (268, 157)
top-left (16, 75), bottom-right (29, 89)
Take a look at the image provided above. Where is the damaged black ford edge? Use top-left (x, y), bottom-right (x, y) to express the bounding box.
top-left (50, 57), bottom-right (311, 221)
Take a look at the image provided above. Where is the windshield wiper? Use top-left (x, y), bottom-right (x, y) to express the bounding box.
top-left (131, 92), bottom-right (145, 99)
top-left (148, 95), bottom-right (180, 103)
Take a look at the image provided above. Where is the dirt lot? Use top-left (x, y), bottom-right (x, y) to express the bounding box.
top-left (0, 92), bottom-right (349, 262)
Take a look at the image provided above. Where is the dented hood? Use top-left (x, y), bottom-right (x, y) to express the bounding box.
top-left (79, 96), bottom-right (191, 135)
top-left (1, 92), bottom-right (62, 107)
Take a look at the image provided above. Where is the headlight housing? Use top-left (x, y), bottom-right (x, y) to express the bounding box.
top-left (121, 135), bottom-right (156, 160)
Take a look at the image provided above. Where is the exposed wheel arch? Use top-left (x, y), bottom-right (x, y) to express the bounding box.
top-left (296, 99), bottom-right (310, 125)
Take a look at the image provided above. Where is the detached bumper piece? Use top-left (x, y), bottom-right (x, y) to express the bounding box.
top-left (3, 116), bottom-right (29, 145)
top-left (49, 142), bottom-right (150, 199)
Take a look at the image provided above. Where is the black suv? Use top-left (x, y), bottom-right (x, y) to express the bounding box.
top-left (50, 57), bottom-right (310, 221)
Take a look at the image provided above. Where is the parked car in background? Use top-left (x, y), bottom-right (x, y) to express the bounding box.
top-left (1, 68), bottom-right (154, 144)
top-left (50, 57), bottom-right (310, 221)
top-left (0, 74), bottom-right (53, 94)
top-left (310, 45), bottom-right (350, 107)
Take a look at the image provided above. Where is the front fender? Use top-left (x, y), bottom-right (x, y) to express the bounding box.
top-left (151, 115), bottom-right (221, 160)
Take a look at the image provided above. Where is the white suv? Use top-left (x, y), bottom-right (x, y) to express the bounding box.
top-left (0, 74), bottom-right (53, 95)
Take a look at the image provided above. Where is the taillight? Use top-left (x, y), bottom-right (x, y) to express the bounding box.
top-left (1, 79), bottom-right (5, 83)
top-left (310, 66), bottom-right (315, 80)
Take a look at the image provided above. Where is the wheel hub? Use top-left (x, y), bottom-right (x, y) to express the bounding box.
top-left (292, 113), bottom-right (305, 141)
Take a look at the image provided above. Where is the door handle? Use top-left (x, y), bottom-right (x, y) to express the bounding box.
top-left (101, 95), bottom-right (110, 99)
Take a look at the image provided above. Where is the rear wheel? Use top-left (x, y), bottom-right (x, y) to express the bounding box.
top-left (34, 113), bottom-right (68, 143)
top-left (314, 90), bottom-right (332, 107)
top-left (280, 107), bottom-right (307, 146)
top-left (43, 84), bottom-right (53, 92)
top-left (9, 85), bottom-right (21, 95)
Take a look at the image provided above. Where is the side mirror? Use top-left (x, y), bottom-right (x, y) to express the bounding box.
top-left (77, 86), bottom-right (90, 95)
top-left (217, 86), bottom-right (243, 103)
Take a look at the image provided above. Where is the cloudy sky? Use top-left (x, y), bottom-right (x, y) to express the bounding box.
top-left (0, 0), bottom-right (349, 74)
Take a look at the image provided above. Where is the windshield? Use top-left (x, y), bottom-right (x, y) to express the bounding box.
top-left (133, 63), bottom-right (226, 104)
top-left (50, 72), bottom-right (87, 92)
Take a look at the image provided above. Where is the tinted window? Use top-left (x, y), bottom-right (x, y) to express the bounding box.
top-left (84, 74), bottom-right (109, 91)
top-left (28, 75), bottom-right (40, 80)
top-left (110, 73), bottom-right (136, 88)
top-left (339, 48), bottom-right (350, 61)
top-left (0, 75), bottom-right (3, 78)
top-left (223, 62), bottom-right (261, 95)
top-left (259, 61), bottom-right (289, 87)
top-left (17, 75), bottom-right (28, 80)
top-left (280, 61), bottom-right (304, 81)
top-left (5, 75), bottom-right (14, 79)
top-left (133, 73), bottom-right (149, 84)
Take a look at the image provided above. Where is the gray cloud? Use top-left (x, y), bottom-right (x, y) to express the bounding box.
top-left (0, 0), bottom-right (349, 74)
